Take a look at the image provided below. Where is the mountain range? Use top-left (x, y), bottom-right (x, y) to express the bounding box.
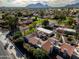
top-left (26, 3), bottom-right (79, 8)
top-left (65, 3), bottom-right (79, 8)
top-left (26, 3), bottom-right (50, 8)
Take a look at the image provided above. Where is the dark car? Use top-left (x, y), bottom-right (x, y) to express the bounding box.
top-left (4, 43), bottom-right (9, 50)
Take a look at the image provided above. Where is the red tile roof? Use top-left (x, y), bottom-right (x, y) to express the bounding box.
top-left (28, 37), bottom-right (39, 45)
top-left (60, 43), bottom-right (75, 56)
top-left (49, 37), bottom-right (58, 45)
top-left (42, 41), bottom-right (53, 52)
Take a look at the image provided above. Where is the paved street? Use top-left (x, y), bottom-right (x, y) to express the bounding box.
top-left (0, 41), bottom-right (10, 59)
top-left (0, 30), bottom-right (25, 59)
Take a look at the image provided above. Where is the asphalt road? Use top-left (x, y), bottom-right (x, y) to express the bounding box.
top-left (0, 41), bottom-right (10, 59)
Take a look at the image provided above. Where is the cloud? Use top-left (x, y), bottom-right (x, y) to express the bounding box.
top-left (0, 0), bottom-right (27, 7)
top-left (12, 0), bottom-right (28, 3)
top-left (0, 0), bottom-right (78, 7)
top-left (50, 0), bottom-right (75, 3)
top-left (48, 0), bottom-right (76, 7)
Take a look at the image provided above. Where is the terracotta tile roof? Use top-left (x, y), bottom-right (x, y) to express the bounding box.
top-left (49, 37), bottom-right (58, 44)
top-left (42, 41), bottom-right (53, 52)
top-left (28, 37), bottom-right (39, 45)
top-left (28, 37), bottom-right (56, 52)
top-left (60, 43), bottom-right (75, 56)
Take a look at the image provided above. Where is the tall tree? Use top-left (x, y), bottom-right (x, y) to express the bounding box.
top-left (33, 48), bottom-right (48, 59)
top-left (5, 15), bottom-right (18, 32)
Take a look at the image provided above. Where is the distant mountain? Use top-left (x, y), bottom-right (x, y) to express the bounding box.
top-left (26, 3), bottom-right (50, 8)
top-left (65, 3), bottom-right (79, 8)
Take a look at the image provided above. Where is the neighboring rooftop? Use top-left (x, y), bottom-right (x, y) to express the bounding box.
top-left (56, 27), bottom-right (76, 33)
top-left (60, 43), bottom-right (75, 57)
top-left (28, 37), bottom-right (47, 47)
top-left (36, 27), bottom-right (53, 34)
top-left (42, 40), bottom-right (53, 52)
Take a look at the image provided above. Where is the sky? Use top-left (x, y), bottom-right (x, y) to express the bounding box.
top-left (0, 0), bottom-right (79, 7)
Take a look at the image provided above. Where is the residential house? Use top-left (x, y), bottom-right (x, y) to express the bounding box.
top-left (42, 40), bottom-right (53, 52)
top-left (56, 27), bottom-right (76, 35)
top-left (36, 27), bottom-right (54, 37)
top-left (27, 36), bottom-right (59, 53)
top-left (60, 43), bottom-right (75, 57)
top-left (28, 36), bottom-right (47, 48)
top-left (73, 44), bottom-right (79, 59)
top-left (18, 20), bottom-right (33, 26)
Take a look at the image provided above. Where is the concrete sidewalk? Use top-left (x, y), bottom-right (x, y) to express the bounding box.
top-left (0, 31), bottom-right (25, 59)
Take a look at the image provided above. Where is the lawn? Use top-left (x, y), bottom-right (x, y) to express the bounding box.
top-left (23, 28), bottom-right (36, 36)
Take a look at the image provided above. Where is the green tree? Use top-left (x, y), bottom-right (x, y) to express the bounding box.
top-left (24, 44), bottom-right (49, 59)
top-left (33, 48), bottom-right (48, 59)
top-left (56, 32), bottom-right (61, 40)
top-left (42, 20), bottom-right (49, 27)
top-left (15, 37), bottom-right (24, 43)
top-left (29, 24), bottom-right (34, 30)
top-left (17, 12), bottom-right (22, 17)
top-left (13, 31), bottom-right (22, 39)
top-left (4, 15), bottom-right (18, 31)
top-left (67, 35), bottom-right (74, 41)
top-left (24, 43), bottom-right (35, 53)
top-left (23, 43), bottom-right (31, 51)
top-left (65, 17), bottom-right (74, 27)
